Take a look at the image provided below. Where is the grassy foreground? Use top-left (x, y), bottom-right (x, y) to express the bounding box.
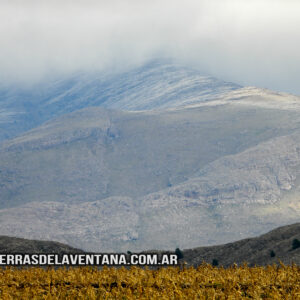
top-left (0, 264), bottom-right (299, 299)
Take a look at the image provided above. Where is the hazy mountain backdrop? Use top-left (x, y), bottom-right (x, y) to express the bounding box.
top-left (0, 61), bottom-right (299, 252)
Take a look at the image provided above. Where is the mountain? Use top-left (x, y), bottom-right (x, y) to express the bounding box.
top-left (0, 85), bottom-right (300, 251)
top-left (2, 100), bottom-right (299, 209)
top-left (0, 60), bottom-right (240, 142)
top-left (181, 222), bottom-right (300, 267)
top-left (0, 235), bottom-right (83, 254)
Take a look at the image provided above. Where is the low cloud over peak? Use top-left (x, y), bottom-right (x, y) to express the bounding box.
top-left (1, 0), bottom-right (300, 94)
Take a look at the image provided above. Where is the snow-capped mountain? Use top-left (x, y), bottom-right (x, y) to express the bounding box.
top-left (0, 61), bottom-right (299, 252)
top-left (0, 60), bottom-right (240, 142)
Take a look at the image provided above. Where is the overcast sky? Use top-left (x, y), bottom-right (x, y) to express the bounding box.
top-left (1, 0), bottom-right (300, 94)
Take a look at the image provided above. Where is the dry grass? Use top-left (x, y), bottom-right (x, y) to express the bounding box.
top-left (0, 264), bottom-right (299, 299)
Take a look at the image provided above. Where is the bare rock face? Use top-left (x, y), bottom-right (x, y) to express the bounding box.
top-left (136, 132), bottom-right (300, 251)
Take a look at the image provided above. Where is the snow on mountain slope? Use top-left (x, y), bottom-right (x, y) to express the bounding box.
top-left (0, 61), bottom-right (241, 142)
top-left (185, 86), bottom-right (300, 111)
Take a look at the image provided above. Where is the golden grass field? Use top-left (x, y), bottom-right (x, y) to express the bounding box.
top-left (0, 264), bottom-right (299, 299)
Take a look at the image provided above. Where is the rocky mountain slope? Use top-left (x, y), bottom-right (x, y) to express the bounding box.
top-left (1, 99), bottom-right (300, 209)
top-left (0, 91), bottom-right (300, 251)
top-left (0, 61), bottom-right (299, 252)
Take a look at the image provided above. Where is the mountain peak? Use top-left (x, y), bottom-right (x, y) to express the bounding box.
top-left (0, 61), bottom-right (241, 142)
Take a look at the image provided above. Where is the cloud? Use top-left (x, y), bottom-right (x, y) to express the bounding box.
top-left (0, 0), bottom-right (300, 94)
